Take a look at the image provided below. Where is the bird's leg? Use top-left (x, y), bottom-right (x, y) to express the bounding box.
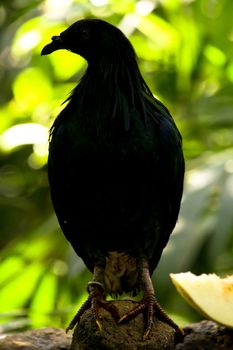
top-left (119, 258), bottom-right (183, 340)
top-left (66, 264), bottom-right (119, 332)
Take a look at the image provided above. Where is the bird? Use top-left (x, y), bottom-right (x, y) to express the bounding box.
top-left (41, 18), bottom-right (185, 339)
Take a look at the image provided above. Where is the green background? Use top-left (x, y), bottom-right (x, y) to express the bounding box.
top-left (0, 0), bottom-right (233, 333)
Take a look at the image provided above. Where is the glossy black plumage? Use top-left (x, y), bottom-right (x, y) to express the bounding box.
top-left (42, 19), bottom-right (184, 336)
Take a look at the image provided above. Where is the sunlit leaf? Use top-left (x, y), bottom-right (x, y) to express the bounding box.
top-left (137, 13), bottom-right (179, 51)
top-left (0, 123), bottom-right (48, 153)
top-left (0, 257), bottom-right (24, 286)
top-left (0, 263), bottom-right (44, 312)
top-left (30, 271), bottom-right (57, 327)
top-left (13, 68), bottom-right (52, 112)
top-left (204, 45), bottom-right (226, 67)
top-left (48, 50), bottom-right (85, 80)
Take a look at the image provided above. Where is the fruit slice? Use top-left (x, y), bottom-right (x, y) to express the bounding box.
top-left (170, 272), bottom-right (233, 328)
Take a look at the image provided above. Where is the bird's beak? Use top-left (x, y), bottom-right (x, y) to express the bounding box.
top-left (41, 35), bottom-right (64, 55)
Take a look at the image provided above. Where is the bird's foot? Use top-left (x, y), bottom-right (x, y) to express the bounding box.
top-left (119, 293), bottom-right (183, 340)
top-left (66, 281), bottom-right (120, 332)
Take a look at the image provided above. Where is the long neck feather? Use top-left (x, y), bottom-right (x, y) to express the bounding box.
top-left (66, 54), bottom-right (154, 131)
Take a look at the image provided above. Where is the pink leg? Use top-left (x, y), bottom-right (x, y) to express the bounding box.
top-left (66, 265), bottom-right (119, 332)
top-left (119, 258), bottom-right (183, 339)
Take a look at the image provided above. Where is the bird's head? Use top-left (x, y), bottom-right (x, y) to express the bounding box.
top-left (41, 19), bottom-right (136, 63)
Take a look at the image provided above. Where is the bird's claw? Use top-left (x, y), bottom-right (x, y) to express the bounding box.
top-left (66, 296), bottom-right (92, 332)
top-left (119, 294), bottom-right (183, 340)
top-left (66, 282), bottom-right (120, 333)
top-left (143, 328), bottom-right (151, 341)
top-left (95, 318), bottom-right (104, 332)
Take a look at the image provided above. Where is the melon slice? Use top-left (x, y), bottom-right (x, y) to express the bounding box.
top-left (170, 272), bottom-right (233, 328)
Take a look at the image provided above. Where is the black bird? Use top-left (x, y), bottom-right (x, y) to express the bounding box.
top-left (41, 19), bottom-right (184, 339)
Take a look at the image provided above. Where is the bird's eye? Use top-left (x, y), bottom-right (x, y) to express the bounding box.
top-left (79, 26), bottom-right (89, 39)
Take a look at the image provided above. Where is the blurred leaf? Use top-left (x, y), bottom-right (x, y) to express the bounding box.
top-left (30, 271), bottom-right (57, 327)
top-left (208, 172), bottom-right (233, 260)
top-left (0, 263), bottom-right (44, 312)
top-left (13, 68), bottom-right (52, 112)
top-left (48, 51), bottom-right (85, 80)
top-left (0, 257), bottom-right (24, 286)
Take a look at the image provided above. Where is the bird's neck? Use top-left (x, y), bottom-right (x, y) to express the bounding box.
top-left (67, 57), bottom-right (152, 132)
top-left (86, 58), bottom-right (142, 92)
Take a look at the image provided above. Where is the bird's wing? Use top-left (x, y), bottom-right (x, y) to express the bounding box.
top-left (140, 93), bottom-right (184, 273)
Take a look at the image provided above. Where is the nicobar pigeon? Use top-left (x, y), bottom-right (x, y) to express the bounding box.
top-left (41, 18), bottom-right (185, 339)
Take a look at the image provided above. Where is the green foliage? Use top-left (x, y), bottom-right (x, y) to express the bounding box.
top-left (0, 0), bottom-right (232, 332)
